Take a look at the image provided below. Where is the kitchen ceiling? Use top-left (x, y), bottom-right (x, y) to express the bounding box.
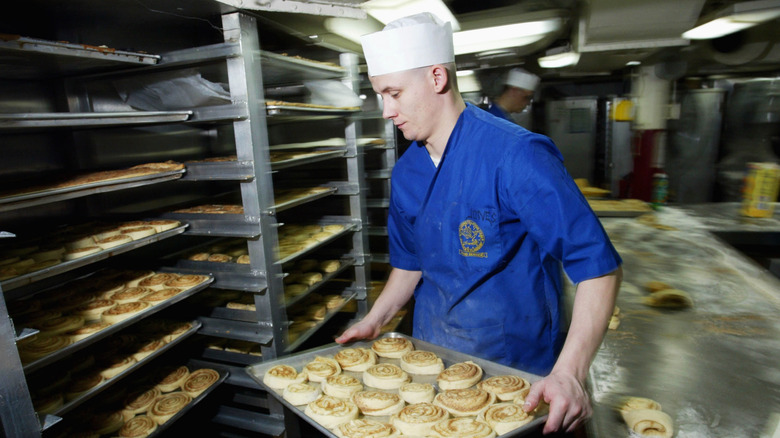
top-left (249, 0), bottom-right (780, 79)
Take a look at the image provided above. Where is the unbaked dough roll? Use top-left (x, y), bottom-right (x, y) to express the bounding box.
top-left (32, 392), bottom-right (63, 415)
top-left (141, 287), bottom-right (183, 305)
top-left (618, 396), bottom-right (662, 414)
top-left (322, 374), bottom-right (363, 399)
top-left (390, 402), bottom-right (449, 436)
top-left (71, 299), bottom-right (117, 321)
top-left (320, 259), bottom-right (341, 273)
top-left (147, 219), bottom-right (181, 233)
top-left (335, 347), bottom-right (377, 372)
top-left (477, 375), bottom-right (531, 401)
top-left (95, 234), bottom-right (132, 250)
top-left (122, 226), bottom-right (156, 240)
top-left (110, 286), bottom-right (154, 304)
top-left (138, 273), bottom-right (180, 291)
top-left (132, 339), bottom-right (167, 361)
top-left (352, 390), bottom-right (405, 416)
top-left (437, 361), bottom-right (483, 390)
top-left (183, 368), bottom-right (220, 398)
top-left (118, 415), bottom-right (158, 437)
top-left (400, 350), bottom-right (444, 375)
top-left (149, 392), bottom-right (192, 424)
top-left (283, 382), bottom-right (321, 406)
top-left (433, 388), bottom-right (495, 417)
top-left (336, 419), bottom-right (400, 438)
top-left (399, 382), bottom-right (436, 404)
top-left (123, 386), bottom-right (162, 416)
top-left (64, 246), bottom-right (101, 260)
top-left (643, 289), bottom-right (692, 308)
top-left (371, 337), bottom-right (413, 359)
top-left (89, 410), bottom-right (125, 435)
top-left (101, 301), bottom-right (150, 324)
top-left (164, 274), bottom-right (209, 289)
top-left (303, 356), bottom-right (342, 383)
top-left (304, 395), bottom-right (359, 430)
top-left (100, 355), bottom-right (137, 379)
top-left (479, 402), bottom-right (534, 435)
top-left (621, 409), bottom-right (674, 438)
top-left (65, 372), bottom-right (104, 401)
top-left (263, 364), bottom-right (307, 389)
top-left (156, 365), bottom-right (190, 392)
top-left (18, 335), bottom-right (71, 363)
top-left (37, 315), bottom-right (85, 337)
top-left (67, 321), bottom-right (112, 342)
top-left (362, 363), bottom-right (410, 390)
top-left (430, 417), bottom-right (496, 438)
top-left (124, 270), bottom-right (156, 287)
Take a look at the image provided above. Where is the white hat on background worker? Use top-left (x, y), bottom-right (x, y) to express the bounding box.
top-left (505, 68), bottom-right (540, 91)
top-left (361, 12), bottom-right (455, 77)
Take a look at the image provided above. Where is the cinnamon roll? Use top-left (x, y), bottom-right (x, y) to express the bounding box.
top-left (18, 335), bottom-right (71, 363)
top-left (322, 374), bottom-right (363, 399)
top-left (118, 415), bottom-right (158, 437)
top-left (283, 382), bottom-right (321, 406)
top-left (430, 417), bottom-right (496, 438)
top-left (182, 368), bottom-right (220, 398)
top-left (370, 337), bottom-right (413, 359)
top-left (164, 274), bottom-right (209, 289)
top-left (320, 259), bottom-right (341, 273)
top-left (147, 219), bottom-right (181, 233)
top-left (334, 347), bottom-right (377, 372)
top-left (400, 350), bottom-right (444, 375)
top-left (161, 320), bottom-right (193, 342)
top-left (618, 396), bottom-right (662, 414)
top-left (64, 372), bottom-right (104, 401)
top-left (100, 355), bottom-right (137, 379)
top-left (621, 409), bottom-right (674, 438)
top-left (88, 410), bottom-right (125, 435)
top-left (132, 339), bottom-right (167, 361)
top-left (149, 392), bottom-right (192, 424)
top-left (71, 299), bottom-right (117, 321)
top-left (67, 321), bottom-right (112, 342)
top-left (64, 246), bottom-right (101, 260)
top-left (95, 234), bottom-right (132, 250)
top-left (263, 364), bottom-right (307, 389)
top-left (478, 375), bottom-right (531, 401)
top-left (141, 287), bottom-right (183, 305)
top-left (207, 253), bottom-right (232, 263)
top-left (303, 356), bottom-right (341, 383)
top-left (101, 301), bottom-right (150, 324)
top-left (122, 226), bottom-right (156, 240)
top-left (362, 363), bottom-right (410, 390)
top-left (304, 395), bottom-right (359, 430)
top-left (110, 286), bottom-right (154, 304)
top-left (138, 273), bottom-right (180, 291)
top-left (352, 391), bottom-right (405, 416)
top-left (155, 365), bottom-right (190, 392)
top-left (433, 388), bottom-right (495, 417)
top-left (32, 392), bottom-right (63, 415)
top-left (479, 402), bottom-right (534, 435)
top-left (122, 270), bottom-right (156, 287)
top-left (399, 382), bottom-right (436, 404)
top-left (336, 419), bottom-right (399, 438)
top-left (123, 386), bottom-right (162, 416)
top-left (437, 361), bottom-right (483, 390)
top-left (390, 402), bottom-right (449, 436)
top-left (37, 315), bottom-right (85, 337)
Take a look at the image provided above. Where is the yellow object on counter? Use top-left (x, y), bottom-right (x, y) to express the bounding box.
top-left (740, 162), bottom-right (780, 218)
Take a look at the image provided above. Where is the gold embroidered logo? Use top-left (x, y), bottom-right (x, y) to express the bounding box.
top-left (458, 220), bottom-right (487, 258)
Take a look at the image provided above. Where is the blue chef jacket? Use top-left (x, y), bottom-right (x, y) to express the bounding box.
top-left (487, 103), bottom-right (512, 122)
top-left (388, 103), bottom-right (622, 376)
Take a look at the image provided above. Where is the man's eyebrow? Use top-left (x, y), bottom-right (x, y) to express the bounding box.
top-left (378, 85), bottom-right (400, 93)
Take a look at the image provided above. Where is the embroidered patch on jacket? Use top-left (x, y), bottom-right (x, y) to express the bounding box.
top-left (458, 220), bottom-right (487, 258)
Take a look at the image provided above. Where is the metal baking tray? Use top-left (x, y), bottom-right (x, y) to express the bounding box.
top-left (247, 333), bottom-right (547, 437)
top-left (284, 256), bottom-right (356, 307)
top-left (272, 187), bottom-right (338, 214)
top-left (1, 225), bottom-right (189, 293)
top-left (260, 51), bottom-right (345, 87)
top-left (271, 149), bottom-right (347, 170)
top-left (180, 160), bottom-right (255, 181)
top-left (22, 276), bottom-right (213, 374)
top-left (51, 320), bottom-right (202, 417)
top-left (161, 212), bottom-right (261, 238)
top-left (0, 170), bottom-right (186, 213)
top-left (284, 290), bottom-right (357, 353)
top-left (277, 221), bottom-right (356, 265)
top-left (0, 111), bottom-right (190, 130)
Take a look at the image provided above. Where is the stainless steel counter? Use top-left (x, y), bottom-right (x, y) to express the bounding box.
top-left (582, 203), bottom-right (780, 437)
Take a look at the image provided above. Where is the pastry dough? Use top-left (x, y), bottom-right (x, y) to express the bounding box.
top-left (619, 396), bottom-right (662, 414)
top-left (72, 299), bottom-right (117, 321)
top-left (164, 274), bottom-right (209, 289)
top-left (123, 386), bottom-right (162, 416)
top-left (477, 375), bottom-right (531, 401)
top-left (645, 281), bottom-right (672, 293)
top-left (141, 287), bottom-right (183, 305)
top-left (122, 226), bottom-right (156, 240)
top-left (67, 321), bottom-right (112, 341)
top-left (400, 350), bottom-right (444, 375)
top-left (303, 356), bottom-right (342, 383)
top-left (352, 391), bottom-right (405, 416)
top-left (283, 382), bottom-right (321, 406)
top-left (437, 361), bottom-right (483, 390)
top-left (643, 289), bottom-right (692, 308)
top-left (18, 335), bottom-right (71, 363)
top-left (89, 410), bottom-right (125, 435)
top-left (371, 337), bottom-right (413, 359)
top-left (335, 347), bottom-right (377, 372)
top-left (156, 365), bottom-right (190, 392)
top-left (322, 374), bottom-right (363, 399)
top-left (110, 286), bottom-right (154, 304)
top-left (399, 382), bottom-right (436, 404)
top-left (362, 363), bottom-right (410, 390)
top-left (479, 402), bottom-right (534, 435)
top-left (101, 301), bottom-right (150, 323)
top-left (320, 259), bottom-right (341, 273)
top-left (336, 419), bottom-right (399, 438)
top-left (118, 415), bottom-right (157, 437)
top-left (32, 393), bottom-right (63, 415)
top-left (391, 402), bottom-right (449, 436)
top-left (263, 364), bottom-right (307, 389)
top-left (132, 339), bottom-right (167, 361)
top-left (95, 234), bottom-right (132, 250)
top-left (138, 273), bottom-right (180, 291)
top-left (147, 219), bottom-right (181, 233)
top-left (621, 409), bottom-right (674, 438)
top-left (65, 372), bottom-right (104, 401)
top-left (433, 388), bottom-right (495, 417)
top-left (304, 395), bottom-right (359, 430)
top-left (183, 368), bottom-right (220, 397)
top-left (161, 320), bottom-right (193, 342)
top-left (430, 417), bottom-right (496, 438)
top-left (100, 355), bottom-right (137, 379)
top-left (64, 246), bottom-right (101, 260)
top-left (37, 315), bottom-right (85, 337)
top-left (149, 392), bottom-right (192, 424)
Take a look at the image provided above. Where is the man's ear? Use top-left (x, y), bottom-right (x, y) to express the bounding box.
top-left (430, 64), bottom-right (449, 93)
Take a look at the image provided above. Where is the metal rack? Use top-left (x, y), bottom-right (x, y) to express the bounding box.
top-left (0, 3), bottom-right (379, 437)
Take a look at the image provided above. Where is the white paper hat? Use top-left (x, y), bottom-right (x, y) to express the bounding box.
top-left (361, 12), bottom-right (454, 76)
top-left (505, 68), bottom-right (540, 91)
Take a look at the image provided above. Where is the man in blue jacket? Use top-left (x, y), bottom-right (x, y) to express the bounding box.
top-left (487, 68), bottom-right (540, 122)
top-left (336, 13), bottom-right (622, 435)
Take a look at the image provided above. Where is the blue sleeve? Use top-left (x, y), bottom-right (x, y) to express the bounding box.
top-left (499, 133), bottom-right (622, 283)
top-left (388, 171), bottom-right (421, 271)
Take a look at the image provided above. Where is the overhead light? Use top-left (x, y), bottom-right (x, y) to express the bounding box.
top-left (362, 0), bottom-right (460, 31)
top-left (626, 60), bottom-right (642, 66)
top-left (537, 44), bottom-right (580, 68)
top-left (452, 18), bottom-right (562, 55)
top-left (682, 0), bottom-right (780, 40)
top-left (324, 17), bottom-right (383, 44)
top-left (455, 70), bottom-right (481, 93)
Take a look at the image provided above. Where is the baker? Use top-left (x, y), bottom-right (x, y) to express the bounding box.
top-left (335, 13), bottom-right (623, 435)
top-left (487, 67), bottom-right (540, 122)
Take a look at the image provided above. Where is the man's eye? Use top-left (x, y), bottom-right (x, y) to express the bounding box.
top-left (390, 92), bottom-right (400, 98)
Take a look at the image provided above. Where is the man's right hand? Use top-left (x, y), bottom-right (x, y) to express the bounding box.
top-left (335, 318), bottom-right (382, 344)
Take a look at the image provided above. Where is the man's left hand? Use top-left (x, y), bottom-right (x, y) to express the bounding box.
top-left (522, 370), bottom-right (591, 434)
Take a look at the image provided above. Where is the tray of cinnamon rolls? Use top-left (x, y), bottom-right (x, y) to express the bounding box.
top-left (246, 333), bottom-right (547, 437)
